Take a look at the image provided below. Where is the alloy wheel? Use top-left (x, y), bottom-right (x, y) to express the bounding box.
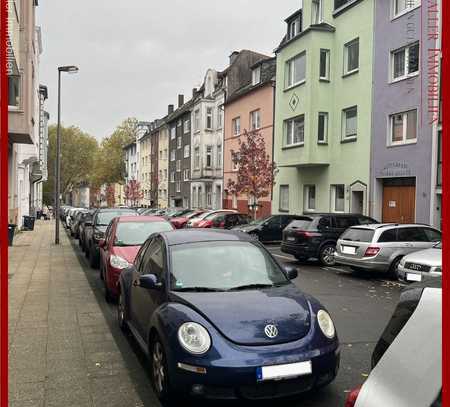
top-left (321, 245), bottom-right (336, 266)
top-left (152, 342), bottom-right (166, 395)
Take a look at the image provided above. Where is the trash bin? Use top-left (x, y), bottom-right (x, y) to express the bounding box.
top-left (22, 216), bottom-right (36, 231)
top-left (8, 224), bottom-right (16, 246)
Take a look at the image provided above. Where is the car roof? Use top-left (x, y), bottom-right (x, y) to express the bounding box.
top-left (159, 229), bottom-right (253, 246)
top-left (116, 215), bottom-right (166, 223)
top-left (97, 208), bottom-right (136, 212)
top-left (349, 223), bottom-right (434, 230)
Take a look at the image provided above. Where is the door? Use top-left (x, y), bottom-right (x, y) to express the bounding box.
top-left (351, 191), bottom-right (364, 214)
top-left (131, 238), bottom-right (166, 338)
top-left (382, 185), bottom-right (415, 224)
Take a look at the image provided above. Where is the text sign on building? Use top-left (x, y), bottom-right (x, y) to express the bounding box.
top-left (378, 161), bottom-right (412, 178)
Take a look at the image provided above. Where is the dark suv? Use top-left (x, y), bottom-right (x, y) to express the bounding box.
top-left (232, 214), bottom-right (306, 242)
top-left (85, 208), bottom-right (137, 268)
top-left (281, 213), bottom-right (378, 266)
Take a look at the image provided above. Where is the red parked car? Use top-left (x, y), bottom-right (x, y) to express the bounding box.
top-left (196, 212), bottom-right (250, 229)
top-left (99, 216), bottom-right (174, 301)
top-left (187, 209), bottom-right (236, 228)
top-left (170, 209), bottom-right (206, 229)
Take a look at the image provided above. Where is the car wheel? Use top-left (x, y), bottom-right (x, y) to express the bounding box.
top-left (389, 257), bottom-right (402, 279)
top-left (151, 337), bottom-right (174, 402)
top-left (319, 244), bottom-right (336, 266)
top-left (117, 290), bottom-right (128, 332)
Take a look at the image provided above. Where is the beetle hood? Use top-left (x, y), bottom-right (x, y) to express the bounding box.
top-left (172, 284), bottom-right (312, 345)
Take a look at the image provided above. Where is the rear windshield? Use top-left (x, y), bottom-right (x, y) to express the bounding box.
top-left (341, 228), bottom-right (375, 242)
top-left (286, 219), bottom-right (313, 229)
top-left (96, 210), bottom-right (136, 226)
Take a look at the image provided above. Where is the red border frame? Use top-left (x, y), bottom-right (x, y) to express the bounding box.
top-left (0, 0), bottom-right (8, 405)
top-left (442, 0), bottom-right (449, 404)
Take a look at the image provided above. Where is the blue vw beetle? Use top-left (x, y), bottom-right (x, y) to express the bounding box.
top-left (117, 229), bottom-right (340, 402)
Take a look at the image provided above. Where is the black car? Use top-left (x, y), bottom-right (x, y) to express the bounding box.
top-left (85, 208), bottom-right (137, 268)
top-left (232, 215), bottom-right (306, 242)
top-left (70, 209), bottom-right (89, 238)
top-left (281, 213), bottom-right (378, 266)
top-left (79, 210), bottom-right (96, 251)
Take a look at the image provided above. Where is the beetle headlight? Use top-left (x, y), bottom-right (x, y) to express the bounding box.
top-left (178, 322), bottom-right (211, 355)
top-left (317, 310), bottom-right (335, 339)
top-left (110, 255), bottom-right (131, 270)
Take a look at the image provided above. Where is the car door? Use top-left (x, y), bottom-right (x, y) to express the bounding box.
top-left (131, 238), bottom-right (167, 339)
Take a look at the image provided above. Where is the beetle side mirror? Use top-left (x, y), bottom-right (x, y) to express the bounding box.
top-left (284, 266), bottom-right (298, 280)
top-left (139, 274), bottom-right (161, 289)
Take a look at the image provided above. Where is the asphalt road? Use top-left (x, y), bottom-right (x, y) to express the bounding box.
top-left (71, 235), bottom-right (406, 407)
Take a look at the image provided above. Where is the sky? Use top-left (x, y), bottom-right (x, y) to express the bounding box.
top-left (36, 1), bottom-right (301, 140)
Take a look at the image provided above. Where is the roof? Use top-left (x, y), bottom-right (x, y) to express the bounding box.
top-left (160, 229), bottom-right (253, 246)
top-left (165, 98), bottom-right (196, 123)
top-left (348, 223), bottom-right (432, 230)
top-left (116, 215), bottom-right (167, 223)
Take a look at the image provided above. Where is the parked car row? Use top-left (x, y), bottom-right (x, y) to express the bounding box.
top-left (62, 206), bottom-right (341, 402)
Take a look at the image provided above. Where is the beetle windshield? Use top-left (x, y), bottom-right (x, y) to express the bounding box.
top-left (115, 221), bottom-right (173, 246)
top-left (169, 241), bottom-right (289, 291)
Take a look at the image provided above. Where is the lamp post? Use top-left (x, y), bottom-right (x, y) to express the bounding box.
top-left (55, 65), bottom-right (79, 245)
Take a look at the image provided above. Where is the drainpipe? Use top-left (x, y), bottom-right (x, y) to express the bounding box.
top-left (270, 79), bottom-right (276, 210)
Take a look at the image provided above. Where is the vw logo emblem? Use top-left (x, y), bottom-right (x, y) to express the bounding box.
top-left (264, 324), bottom-right (278, 338)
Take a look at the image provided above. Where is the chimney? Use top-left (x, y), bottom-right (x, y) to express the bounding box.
top-left (178, 94), bottom-right (184, 108)
top-left (192, 88), bottom-right (197, 98)
top-left (229, 51), bottom-right (239, 65)
top-left (168, 104), bottom-right (174, 114)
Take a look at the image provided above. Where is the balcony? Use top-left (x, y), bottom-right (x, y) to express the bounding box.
top-left (191, 167), bottom-right (222, 180)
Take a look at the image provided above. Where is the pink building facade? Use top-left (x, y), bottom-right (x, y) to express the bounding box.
top-left (223, 57), bottom-right (275, 218)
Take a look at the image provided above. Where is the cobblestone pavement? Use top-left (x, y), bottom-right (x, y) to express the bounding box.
top-left (8, 220), bottom-right (157, 407)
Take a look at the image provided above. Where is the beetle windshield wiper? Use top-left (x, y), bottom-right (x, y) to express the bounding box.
top-left (173, 286), bottom-right (226, 292)
top-left (227, 283), bottom-right (274, 291)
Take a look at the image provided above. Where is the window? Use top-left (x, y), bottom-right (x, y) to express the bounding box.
top-left (287, 16), bottom-right (301, 40)
top-left (391, 42), bottom-right (419, 81)
top-left (206, 187), bottom-right (212, 207)
top-left (393, 0), bottom-right (420, 17)
top-left (334, 0), bottom-right (354, 10)
top-left (177, 120), bottom-right (182, 128)
top-left (304, 185), bottom-right (316, 211)
top-left (311, 0), bottom-right (323, 24)
top-left (194, 109), bottom-right (200, 132)
top-left (217, 107), bottom-right (223, 129)
top-left (183, 119), bottom-right (190, 134)
top-left (184, 169), bottom-right (190, 181)
top-left (8, 75), bottom-right (20, 107)
top-left (170, 150), bottom-right (175, 161)
top-left (331, 185), bottom-right (345, 212)
top-left (192, 187), bottom-right (197, 207)
top-left (159, 170), bottom-right (162, 181)
top-left (164, 169), bottom-right (167, 180)
top-left (183, 198), bottom-right (189, 208)
top-left (217, 145), bottom-right (222, 168)
top-left (159, 150), bottom-right (163, 160)
top-left (344, 39), bottom-right (359, 75)
top-left (197, 187), bottom-right (202, 207)
top-left (437, 130), bottom-right (442, 186)
top-left (424, 228), bottom-right (441, 242)
top-left (184, 144), bottom-right (190, 158)
top-left (170, 126), bottom-right (176, 140)
top-left (397, 227), bottom-right (428, 242)
top-left (252, 66), bottom-right (261, 85)
top-left (389, 109), bottom-right (417, 145)
top-left (176, 181), bottom-right (181, 193)
top-left (206, 107), bottom-right (213, 129)
top-left (176, 160), bottom-right (181, 172)
top-left (232, 152), bottom-right (240, 171)
top-left (318, 112), bottom-right (328, 143)
top-left (232, 117), bottom-right (241, 135)
top-left (170, 171), bottom-right (175, 183)
top-left (194, 147), bottom-right (200, 169)
top-left (206, 146), bottom-right (213, 168)
top-left (250, 110), bottom-right (261, 130)
top-left (286, 52), bottom-right (306, 88)
top-left (279, 185), bottom-right (289, 211)
top-left (285, 115), bottom-right (305, 146)
top-left (177, 136), bottom-right (182, 149)
top-left (342, 106), bottom-right (357, 140)
top-left (319, 49), bottom-right (330, 80)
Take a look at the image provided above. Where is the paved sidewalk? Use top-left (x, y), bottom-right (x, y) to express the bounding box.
top-left (8, 220), bottom-right (155, 407)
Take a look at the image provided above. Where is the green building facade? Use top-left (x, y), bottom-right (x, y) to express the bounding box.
top-left (273, 0), bottom-right (374, 216)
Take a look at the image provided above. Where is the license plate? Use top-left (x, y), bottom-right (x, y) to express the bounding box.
top-left (256, 361), bottom-right (312, 382)
top-left (287, 237), bottom-right (296, 241)
top-left (341, 245), bottom-right (356, 255)
top-left (406, 273), bottom-right (422, 282)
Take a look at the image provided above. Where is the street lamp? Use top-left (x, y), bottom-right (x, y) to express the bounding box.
top-left (55, 65), bottom-right (79, 245)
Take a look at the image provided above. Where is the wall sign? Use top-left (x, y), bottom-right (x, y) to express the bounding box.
top-left (378, 161), bottom-right (412, 177)
top-left (389, 201), bottom-right (396, 208)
